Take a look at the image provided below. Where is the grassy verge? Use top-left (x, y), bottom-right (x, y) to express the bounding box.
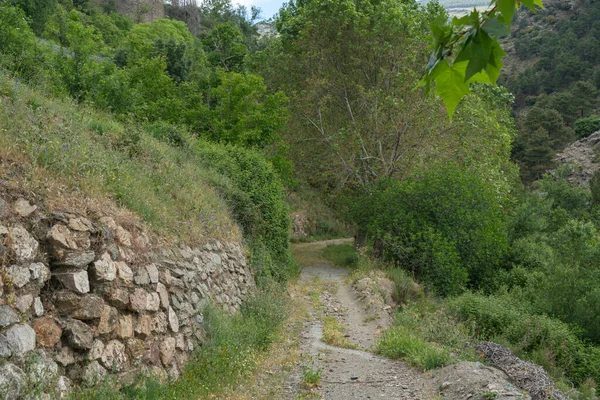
top-left (69, 282), bottom-right (290, 400)
top-left (322, 244), bottom-right (357, 268)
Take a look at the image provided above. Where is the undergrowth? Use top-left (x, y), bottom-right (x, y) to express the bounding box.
top-left (322, 243), bottom-right (357, 268)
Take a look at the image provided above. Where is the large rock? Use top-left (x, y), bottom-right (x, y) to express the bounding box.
top-left (54, 251), bottom-right (96, 268)
top-left (29, 352), bottom-right (59, 385)
top-left (72, 295), bottom-right (105, 320)
top-left (7, 264), bottom-right (30, 288)
top-left (54, 268), bottom-right (90, 294)
top-left (15, 294), bottom-right (33, 313)
top-left (89, 340), bottom-right (104, 360)
top-left (33, 317), bottom-right (62, 348)
top-left (146, 292), bottom-right (161, 311)
top-left (68, 216), bottom-right (94, 232)
top-left (134, 314), bottom-right (152, 338)
top-left (0, 363), bottom-right (26, 400)
top-left (6, 324), bottom-right (36, 357)
top-left (431, 362), bottom-right (531, 400)
top-left (98, 306), bottom-right (119, 334)
top-left (29, 262), bottom-right (51, 282)
top-left (82, 361), bottom-right (107, 385)
top-left (168, 307), bottom-right (179, 333)
top-left (159, 337), bottom-right (176, 366)
top-left (156, 282), bottom-right (169, 309)
top-left (47, 224), bottom-right (78, 250)
top-left (91, 252), bottom-right (117, 282)
top-left (100, 340), bottom-right (128, 372)
top-left (8, 225), bottom-right (39, 262)
top-left (33, 297), bottom-right (44, 316)
top-left (116, 314), bottom-right (134, 339)
top-left (129, 288), bottom-right (149, 312)
top-left (14, 198), bottom-right (37, 217)
top-left (54, 291), bottom-right (80, 314)
top-left (146, 264), bottom-right (159, 283)
top-left (65, 319), bottom-right (94, 350)
top-left (106, 287), bottom-right (130, 309)
top-left (116, 261), bottom-right (133, 283)
top-left (0, 334), bottom-right (11, 357)
top-left (0, 305), bottom-right (19, 327)
top-left (134, 267), bottom-right (150, 285)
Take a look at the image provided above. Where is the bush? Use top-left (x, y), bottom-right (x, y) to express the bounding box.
top-left (575, 115), bottom-right (600, 139)
top-left (360, 164), bottom-right (509, 294)
top-left (194, 143), bottom-right (295, 281)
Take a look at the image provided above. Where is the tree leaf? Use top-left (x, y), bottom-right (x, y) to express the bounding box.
top-left (434, 60), bottom-right (470, 120)
top-left (481, 17), bottom-right (509, 37)
top-left (465, 30), bottom-right (492, 82)
top-left (497, 0), bottom-right (516, 28)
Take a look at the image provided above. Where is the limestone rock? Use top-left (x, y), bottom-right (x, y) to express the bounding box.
top-left (54, 268), bottom-right (90, 294)
top-left (55, 347), bottom-right (76, 366)
top-left (151, 312), bottom-right (167, 333)
top-left (54, 291), bottom-right (80, 314)
top-left (6, 324), bottom-right (36, 357)
top-left (54, 250), bottom-right (96, 268)
top-left (98, 306), bottom-right (119, 334)
top-left (89, 340), bottom-right (104, 360)
top-left (129, 288), bottom-right (148, 312)
top-left (65, 319), bottom-right (94, 350)
top-left (33, 297), bottom-right (44, 316)
top-left (82, 361), bottom-right (107, 385)
top-left (14, 198), bottom-right (37, 217)
top-left (107, 287), bottom-right (130, 309)
top-left (73, 295), bottom-right (105, 320)
top-left (0, 363), bottom-right (26, 400)
top-left (55, 376), bottom-right (71, 398)
top-left (126, 338), bottom-right (145, 361)
top-left (134, 267), bottom-right (150, 285)
top-left (33, 317), bottom-right (62, 348)
top-left (29, 262), bottom-right (51, 282)
top-left (160, 337), bottom-right (176, 366)
top-left (91, 252), bottom-right (117, 282)
top-left (0, 334), bottom-right (11, 357)
top-left (101, 340), bottom-right (127, 372)
top-left (68, 216), bottom-right (93, 232)
top-left (146, 264), bottom-right (159, 283)
top-left (134, 314), bottom-right (152, 338)
top-left (47, 224), bottom-right (79, 250)
top-left (15, 294), bottom-right (33, 313)
top-left (116, 226), bottom-right (132, 247)
top-left (168, 307), bottom-right (179, 333)
top-left (0, 305), bottom-right (19, 327)
top-left (29, 352), bottom-right (59, 385)
top-left (147, 292), bottom-right (161, 311)
top-left (8, 225), bottom-right (39, 262)
top-left (116, 315), bottom-right (134, 339)
top-left (116, 261), bottom-right (133, 283)
top-left (156, 282), bottom-right (169, 310)
top-left (7, 264), bottom-right (30, 288)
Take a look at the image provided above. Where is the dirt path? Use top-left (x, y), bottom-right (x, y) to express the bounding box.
top-left (285, 240), bottom-right (434, 400)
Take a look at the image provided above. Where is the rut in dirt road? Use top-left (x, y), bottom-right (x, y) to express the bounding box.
top-left (288, 242), bottom-right (434, 400)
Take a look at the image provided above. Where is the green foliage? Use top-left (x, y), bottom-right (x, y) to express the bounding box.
top-left (359, 164), bottom-right (510, 295)
top-left (377, 326), bottom-right (451, 370)
top-left (423, 0), bottom-right (543, 118)
top-left (322, 244), bottom-right (357, 268)
top-left (8, 0), bottom-right (57, 35)
top-left (575, 116), bottom-right (600, 139)
top-left (193, 143), bottom-right (295, 281)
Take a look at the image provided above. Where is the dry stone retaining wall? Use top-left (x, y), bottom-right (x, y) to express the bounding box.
top-left (0, 195), bottom-right (254, 398)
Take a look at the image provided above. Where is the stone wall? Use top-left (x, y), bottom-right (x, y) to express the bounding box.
top-left (0, 195), bottom-right (254, 398)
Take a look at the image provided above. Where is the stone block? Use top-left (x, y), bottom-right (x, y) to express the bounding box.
top-left (106, 287), bottom-right (130, 309)
top-left (89, 340), bottom-right (104, 360)
top-left (0, 305), bottom-right (19, 327)
top-left (116, 315), bottom-right (134, 339)
top-left (65, 319), bottom-right (94, 350)
top-left (159, 337), bottom-right (176, 366)
top-left (129, 288), bottom-right (148, 312)
top-left (15, 294), bottom-right (33, 313)
top-left (33, 317), bottom-right (62, 348)
top-left (53, 250), bottom-right (96, 268)
top-left (156, 282), bottom-right (169, 309)
top-left (54, 268), bottom-right (90, 294)
top-left (98, 306), bottom-right (119, 335)
top-left (101, 340), bottom-right (127, 372)
top-left (7, 264), bottom-right (30, 288)
top-left (82, 361), bottom-right (106, 385)
top-left (13, 198), bottom-right (37, 217)
top-left (91, 252), bottom-right (116, 282)
top-left (33, 297), bottom-right (44, 316)
top-left (168, 307), bottom-right (179, 333)
top-left (6, 324), bottom-right (36, 357)
top-left (8, 225), bottom-right (39, 262)
top-left (116, 261), bottom-right (133, 283)
top-left (0, 363), bottom-right (26, 400)
top-left (29, 262), bottom-right (51, 282)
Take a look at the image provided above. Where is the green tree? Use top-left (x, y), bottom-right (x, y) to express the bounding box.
top-left (8, 0), bottom-right (57, 35)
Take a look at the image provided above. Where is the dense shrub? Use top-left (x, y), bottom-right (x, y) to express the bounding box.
top-left (194, 142), bottom-right (295, 281)
top-left (574, 115), bottom-right (600, 139)
top-left (359, 164), bottom-right (509, 295)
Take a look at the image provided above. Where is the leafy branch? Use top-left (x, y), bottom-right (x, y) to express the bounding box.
top-left (423, 0), bottom-right (543, 119)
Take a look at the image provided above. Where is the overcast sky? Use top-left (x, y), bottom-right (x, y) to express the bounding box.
top-left (233, 0), bottom-right (285, 19)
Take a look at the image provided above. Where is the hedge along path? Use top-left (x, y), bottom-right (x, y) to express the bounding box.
top-left (282, 239), bottom-right (434, 400)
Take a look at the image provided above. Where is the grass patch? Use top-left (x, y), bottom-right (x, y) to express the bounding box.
top-left (301, 363), bottom-right (322, 388)
top-left (322, 244), bottom-right (357, 268)
top-left (322, 316), bottom-right (359, 350)
top-left (377, 326), bottom-right (451, 371)
top-left (70, 282), bottom-right (289, 399)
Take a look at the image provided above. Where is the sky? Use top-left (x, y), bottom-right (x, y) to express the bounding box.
top-left (233, 0), bottom-right (285, 19)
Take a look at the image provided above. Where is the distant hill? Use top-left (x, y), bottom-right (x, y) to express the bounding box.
top-left (418, 0), bottom-right (489, 16)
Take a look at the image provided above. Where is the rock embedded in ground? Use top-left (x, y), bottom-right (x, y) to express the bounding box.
top-left (14, 198), bottom-right (37, 217)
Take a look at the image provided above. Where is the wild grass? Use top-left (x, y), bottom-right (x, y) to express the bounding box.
top-left (322, 243), bottom-right (357, 268)
top-left (322, 315), bottom-right (359, 350)
top-left (0, 72), bottom-right (238, 245)
top-left (377, 326), bottom-right (451, 371)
